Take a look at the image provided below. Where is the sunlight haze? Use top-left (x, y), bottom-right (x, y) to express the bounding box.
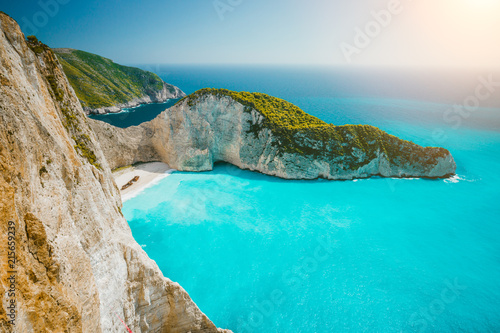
top-left (3, 0), bottom-right (499, 69)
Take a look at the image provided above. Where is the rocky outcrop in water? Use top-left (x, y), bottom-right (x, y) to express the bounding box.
top-left (91, 89), bottom-right (456, 180)
top-left (0, 12), bottom-right (228, 333)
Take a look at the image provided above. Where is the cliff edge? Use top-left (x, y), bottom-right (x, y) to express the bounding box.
top-left (0, 12), bottom-right (228, 333)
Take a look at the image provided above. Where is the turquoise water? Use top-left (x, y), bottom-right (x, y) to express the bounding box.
top-left (122, 68), bottom-right (500, 332)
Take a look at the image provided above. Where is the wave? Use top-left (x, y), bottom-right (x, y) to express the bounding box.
top-left (444, 174), bottom-right (474, 184)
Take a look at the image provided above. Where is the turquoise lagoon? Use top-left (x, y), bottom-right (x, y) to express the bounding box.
top-left (121, 67), bottom-right (500, 332)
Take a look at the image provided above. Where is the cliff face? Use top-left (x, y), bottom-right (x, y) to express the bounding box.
top-left (91, 90), bottom-right (456, 179)
top-left (0, 13), bottom-right (227, 333)
top-left (53, 48), bottom-right (185, 115)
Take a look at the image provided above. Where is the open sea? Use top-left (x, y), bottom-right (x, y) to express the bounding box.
top-left (115, 66), bottom-right (500, 332)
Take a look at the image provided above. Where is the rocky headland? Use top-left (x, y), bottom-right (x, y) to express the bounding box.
top-left (91, 89), bottom-right (456, 180)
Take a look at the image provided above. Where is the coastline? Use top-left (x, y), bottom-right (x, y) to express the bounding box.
top-left (105, 99), bottom-right (174, 115)
top-left (113, 162), bottom-right (174, 202)
top-left (84, 96), bottom-right (171, 115)
top-left (84, 97), bottom-right (170, 115)
top-left (82, 83), bottom-right (185, 115)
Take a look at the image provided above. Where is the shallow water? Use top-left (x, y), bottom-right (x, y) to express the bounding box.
top-left (123, 127), bottom-right (500, 333)
top-left (122, 67), bottom-right (500, 332)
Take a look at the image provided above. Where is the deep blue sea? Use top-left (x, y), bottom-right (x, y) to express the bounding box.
top-left (119, 66), bottom-right (500, 332)
top-left (88, 99), bottom-right (179, 128)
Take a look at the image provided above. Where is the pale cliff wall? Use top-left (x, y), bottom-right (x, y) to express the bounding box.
top-left (90, 93), bottom-right (456, 179)
top-left (0, 13), bottom-right (228, 333)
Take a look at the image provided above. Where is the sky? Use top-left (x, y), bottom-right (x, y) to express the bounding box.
top-left (1, 0), bottom-right (500, 69)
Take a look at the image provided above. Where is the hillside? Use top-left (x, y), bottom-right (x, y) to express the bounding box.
top-left (53, 48), bottom-right (185, 114)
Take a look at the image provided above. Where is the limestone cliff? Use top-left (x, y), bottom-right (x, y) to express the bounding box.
top-left (53, 48), bottom-right (185, 115)
top-left (91, 89), bottom-right (456, 180)
top-left (0, 13), bottom-right (228, 333)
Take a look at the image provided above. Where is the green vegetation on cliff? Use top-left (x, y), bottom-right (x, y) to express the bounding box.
top-left (53, 48), bottom-right (171, 109)
top-left (182, 88), bottom-right (327, 130)
top-left (27, 35), bottom-right (51, 55)
top-left (27, 38), bottom-right (101, 169)
top-left (181, 88), bottom-right (449, 169)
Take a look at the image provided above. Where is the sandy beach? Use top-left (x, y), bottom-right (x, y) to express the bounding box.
top-left (113, 162), bottom-right (174, 202)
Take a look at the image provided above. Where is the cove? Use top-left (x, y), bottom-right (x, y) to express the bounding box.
top-left (122, 121), bottom-right (500, 332)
